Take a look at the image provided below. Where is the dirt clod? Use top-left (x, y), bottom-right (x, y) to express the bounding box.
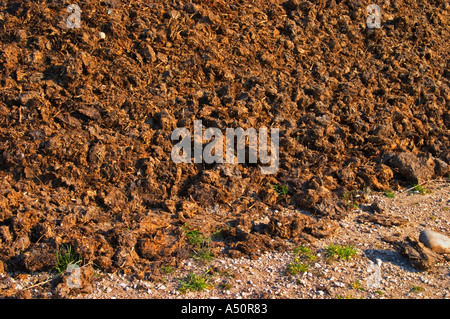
top-left (395, 236), bottom-right (445, 271)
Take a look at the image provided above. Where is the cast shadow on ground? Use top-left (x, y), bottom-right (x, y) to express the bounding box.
top-left (362, 248), bottom-right (421, 274)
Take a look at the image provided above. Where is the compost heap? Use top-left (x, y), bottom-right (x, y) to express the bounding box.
top-left (0, 0), bottom-right (448, 276)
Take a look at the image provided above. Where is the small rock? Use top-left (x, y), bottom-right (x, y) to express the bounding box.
top-left (419, 229), bottom-right (450, 254)
top-left (98, 32), bottom-right (106, 40)
top-left (119, 282), bottom-right (127, 288)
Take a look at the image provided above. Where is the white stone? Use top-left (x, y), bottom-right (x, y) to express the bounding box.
top-left (419, 229), bottom-right (450, 254)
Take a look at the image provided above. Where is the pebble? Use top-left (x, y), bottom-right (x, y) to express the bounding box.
top-left (419, 229), bottom-right (450, 254)
top-left (119, 282), bottom-right (127, 288)
top-left (98, 32), bottom-right (106, 40)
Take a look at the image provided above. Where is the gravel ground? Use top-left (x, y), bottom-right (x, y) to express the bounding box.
top-left (4, 180), bottom-right (447, 299)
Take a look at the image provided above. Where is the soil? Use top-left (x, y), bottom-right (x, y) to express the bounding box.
top-left (0, 0), bottom-right (449, 299)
